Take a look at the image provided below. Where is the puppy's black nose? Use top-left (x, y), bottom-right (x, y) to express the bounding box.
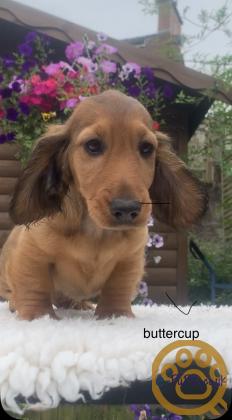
top-left (110, 199), bottom-right (141, 223)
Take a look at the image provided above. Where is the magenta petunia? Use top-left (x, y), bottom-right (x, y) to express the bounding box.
top-left (100, 60), bottom-right (117, 73)
top-left (65, 42), bottom-right (84, 62)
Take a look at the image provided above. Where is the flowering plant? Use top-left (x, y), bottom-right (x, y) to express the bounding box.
top-left (130, 404), bottom-right (182, 420)
top-left (135, 215), bottom-right (164, 306)
top-left (0, 31), bottom-right (174, 163)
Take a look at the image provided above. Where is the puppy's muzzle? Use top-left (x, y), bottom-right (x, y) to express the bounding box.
top-left (110, 199), bottom-right (141, 224)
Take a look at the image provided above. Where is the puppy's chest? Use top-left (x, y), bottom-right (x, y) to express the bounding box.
top-left (53, 233), bottom-right (127, 298)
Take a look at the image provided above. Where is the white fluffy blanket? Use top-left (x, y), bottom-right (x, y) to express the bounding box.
top-left (0, 302), bottom-right (232, 414)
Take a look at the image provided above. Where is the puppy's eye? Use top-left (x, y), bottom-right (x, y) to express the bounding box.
top-left (84, 139), bottom-right (105, 156)
top-left (139, 141), bottom-right (155, 158)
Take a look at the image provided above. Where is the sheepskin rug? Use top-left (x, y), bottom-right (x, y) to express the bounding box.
top-left (0, 301), bottom-right (231, 414)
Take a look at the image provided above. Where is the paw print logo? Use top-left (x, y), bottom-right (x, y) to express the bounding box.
top-left (152, 340), bottom-right (230, 417)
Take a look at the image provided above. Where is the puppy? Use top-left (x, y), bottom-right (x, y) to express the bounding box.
top-left (0, 90), bottom-right (207, 320)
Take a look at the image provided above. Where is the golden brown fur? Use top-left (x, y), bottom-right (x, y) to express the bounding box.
top-left (0, 90), bottom-right (207, 320)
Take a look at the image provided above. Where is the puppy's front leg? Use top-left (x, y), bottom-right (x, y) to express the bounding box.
top-left (8, 245), bottom-right (56, 321)
top-left (95, 251), bottom-right (145, 319)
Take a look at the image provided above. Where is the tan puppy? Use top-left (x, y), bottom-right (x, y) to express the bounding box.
top-left (0, 90), bottom-right (207, 320)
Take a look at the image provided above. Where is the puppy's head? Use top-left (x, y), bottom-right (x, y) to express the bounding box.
top-left (10, 90), bottom-right (207, 230)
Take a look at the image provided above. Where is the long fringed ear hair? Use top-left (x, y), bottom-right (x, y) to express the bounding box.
top-left (149, 132), bottom-right (208, 229)
top-left (9, 125), bottom-right (72, 226)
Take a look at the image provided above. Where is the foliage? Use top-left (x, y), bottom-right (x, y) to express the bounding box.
top-left (0, 31), bottom-right (177, 164)
top-left (188, 237), bottom-right (232, 304)
top-left (138, 1), bottom-right (232, 177)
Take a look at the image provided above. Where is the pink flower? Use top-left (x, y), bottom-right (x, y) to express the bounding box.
top-left (45, 79), bottom-right (57, 92)
top-left (152, 121), bottom-right (160, 130)
top-left (77, 57), bottom-right (98, 73)
top-left (95, 43), bottom-right (117, 55)
top-left (65, 42), bottom-right (84, 62)
top-left (30, 74), bottom-right (41, 85)
top-left (32, 78), bottom-right (57, 96)
top-left (43, 63), bottom-right (61, 75)
top-left (100, 60), bottom-right (117, 73)
top-left (66, 98), bottom-right (78, 108)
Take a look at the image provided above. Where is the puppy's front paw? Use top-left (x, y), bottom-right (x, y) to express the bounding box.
top-left (95, 306), bottom-right (135, 319)
top-left (17, 306), bottom-right (59, 321)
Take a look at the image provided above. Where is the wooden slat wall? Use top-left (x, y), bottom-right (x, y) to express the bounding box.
top-left (144, 222), bottom-right (179, 303)
top-left (144, 107), bottom-right (189, 305)
top-left (0, 143), bottom-right (21, 250)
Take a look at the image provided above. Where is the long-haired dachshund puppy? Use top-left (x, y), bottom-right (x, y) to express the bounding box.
top-left (0, 90), bottom-right (207, 320)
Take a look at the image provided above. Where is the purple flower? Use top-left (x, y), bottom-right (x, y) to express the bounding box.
top-left (127, 85), bottom-right (141, 97)
top-left (11, 81), bottom-right (21, 93)
top-left (146, 233), bottom-right (164, 248)
top-left (141, 67), bottom-right (155, 82)
top-left (143, 298), bottom-right (153, 306)
top-left (18, 43), bottom-right (33, 56)
top-left (97, 32), bottom-right (108, 42)
top-left (130, 405), bottom-right (141, 418)
top-left (65, 42), bottom-right (84, 62)
top-left (139, 281), bottom-right (148, 297)
top-left (168, 416), bottom-right (182, 420)
top-left (153, 234), bottom-right (164, 248)
top-left (144, 404), bottom-right (152, 417)
top-left (22, 59), bottom-right (36, 72)
top-left (95, 43), bottom-right (117, 55)
top-left (0, 134), bottom-right (7, 144)
top-left (146, 235), bottom-right (154, 247)
top-left (100, 60), bottom-right (117, 73)
top-left (66, 98), bottom-right (78, 108)
top-left (163, 83), bottom-right (174, 99)
top-left (6, 108), bottom-right (18, 122)
top-left (24, 31), bottom-right (38, 43)
top-left (144, 84), bottom-right (156, 99)
top-left (19, 102), bottom-right (30, 115)
top-left (6, 132), bottom-right (15, 141)
top-left (122, 62), bottom-right (141, 76)
top-left (3, 57), bottom-right (15, 68)
top-left (1, 87), bottom-right (12, 98)
top-left (119, 70), bottom-right (128, 81)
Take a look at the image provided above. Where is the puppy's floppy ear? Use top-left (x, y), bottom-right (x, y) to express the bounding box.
top-left (10, 124), bottom-right (72, 226)
top-left (149, 132), bottom-right (208, 229)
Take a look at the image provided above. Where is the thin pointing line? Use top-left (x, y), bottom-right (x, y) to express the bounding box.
top-left (165, 292), bottom-right (198, 315)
